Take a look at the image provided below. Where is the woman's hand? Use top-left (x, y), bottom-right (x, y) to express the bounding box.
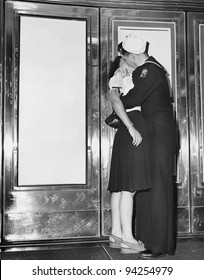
top-left (114, 67), bottom-right (127, 78)
top-left (128, 126), bottom-right (142, 146)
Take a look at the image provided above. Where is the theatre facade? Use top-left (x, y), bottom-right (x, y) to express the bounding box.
top-left (0, 0), bottom-right (204, 245)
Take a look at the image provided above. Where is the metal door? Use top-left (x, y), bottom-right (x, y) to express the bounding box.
top-left (188, 12), bottom-right (204, 234)
top-left (100, 8), bottom-right (191, 236)
top-left (2, 1), bottom-right (100, 242)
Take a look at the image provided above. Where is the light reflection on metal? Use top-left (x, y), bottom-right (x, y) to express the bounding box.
top-left (188, 12), bottom-right (204, 235)
top-left (199, 24), bottom-right (204, 188)
top-left (91, 132), bottom-right (99, 166)
top-left (6, 211), bottom-right (99, 241)
top-left (177, 208), bottom-right (190, 233)
top-left (0, 0), bottom-right (3, 242)
top-left (193, 207), bottom-right (204, 232)
top-left (101, 133), bottom-right (113, 170)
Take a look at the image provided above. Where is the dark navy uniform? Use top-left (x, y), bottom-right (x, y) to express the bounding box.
top-left (121, 56), bottom-right (177, 254)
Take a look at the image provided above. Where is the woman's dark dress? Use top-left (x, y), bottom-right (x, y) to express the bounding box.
top-left (108, 110), bottom-right (152, 193)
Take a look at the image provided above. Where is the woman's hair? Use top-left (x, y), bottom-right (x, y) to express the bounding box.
top-left (108, 55), bottom-right (122, 80)
top-left (117, 42), bottom-right (130, 56)
top-left (145, 41), bottom-right (150, 55)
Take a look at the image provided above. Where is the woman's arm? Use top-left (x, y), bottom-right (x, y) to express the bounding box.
top-left (110, 88), bottom-right (142, 146)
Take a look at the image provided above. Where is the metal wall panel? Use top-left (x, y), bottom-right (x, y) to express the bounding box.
top-left (5, 211), bottom-right (99, 241)
top-left (100, 8), bottom-right (189, 236)
top-left (3, 1), bottom-right (100, 242)
top-left (188, 12), bottom-right (204, 234)
top-left (0, 0), bottom-right (4, 244)
top-left (11, 0), bottom-right (204, 11)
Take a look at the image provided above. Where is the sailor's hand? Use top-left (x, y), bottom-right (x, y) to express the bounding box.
top-left (110, 87), bottom-right (122, 98)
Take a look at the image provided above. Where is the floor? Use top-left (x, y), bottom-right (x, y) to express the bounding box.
top-left (0, 238), bottom-right (204, 260)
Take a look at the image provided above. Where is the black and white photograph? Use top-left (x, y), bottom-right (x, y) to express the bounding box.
top-left (0, 0), bottom-right (204, 279)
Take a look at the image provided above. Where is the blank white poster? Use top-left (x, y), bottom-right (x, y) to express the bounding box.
top-left (18, 16), bottom-right (86, 185)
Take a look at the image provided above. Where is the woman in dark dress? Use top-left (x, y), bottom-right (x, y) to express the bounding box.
top-left (107, 55), bottom-right (152, 254)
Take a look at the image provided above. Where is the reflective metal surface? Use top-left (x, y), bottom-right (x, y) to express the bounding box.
top-left (188, 12), bottom-right (204, 234)
top-left (3, 1), bottom-right (100, 241)
top-left (0, 0), bottom-right (4, 244)
top-left (5, 211), bottom-right (99, 240)
top-left (100, 8), bottom-right (189, 236)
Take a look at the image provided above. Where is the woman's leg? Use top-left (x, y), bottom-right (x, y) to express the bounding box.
top-left (110, 192), bottom-right (122, 238)
top-left (120, 191), bottom-right (138, 243)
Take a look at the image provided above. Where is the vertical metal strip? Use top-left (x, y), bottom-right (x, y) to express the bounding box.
top-left (188, 12), bottom-right (204, 235)
top-left (0, 0), bottom-right (4, 243)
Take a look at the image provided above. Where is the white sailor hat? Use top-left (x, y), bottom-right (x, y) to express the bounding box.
top-left (122, 34), bottom-right (147, 54)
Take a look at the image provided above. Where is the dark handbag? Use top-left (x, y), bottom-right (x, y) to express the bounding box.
top-left (105, 110), bottom-right (121, 129)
